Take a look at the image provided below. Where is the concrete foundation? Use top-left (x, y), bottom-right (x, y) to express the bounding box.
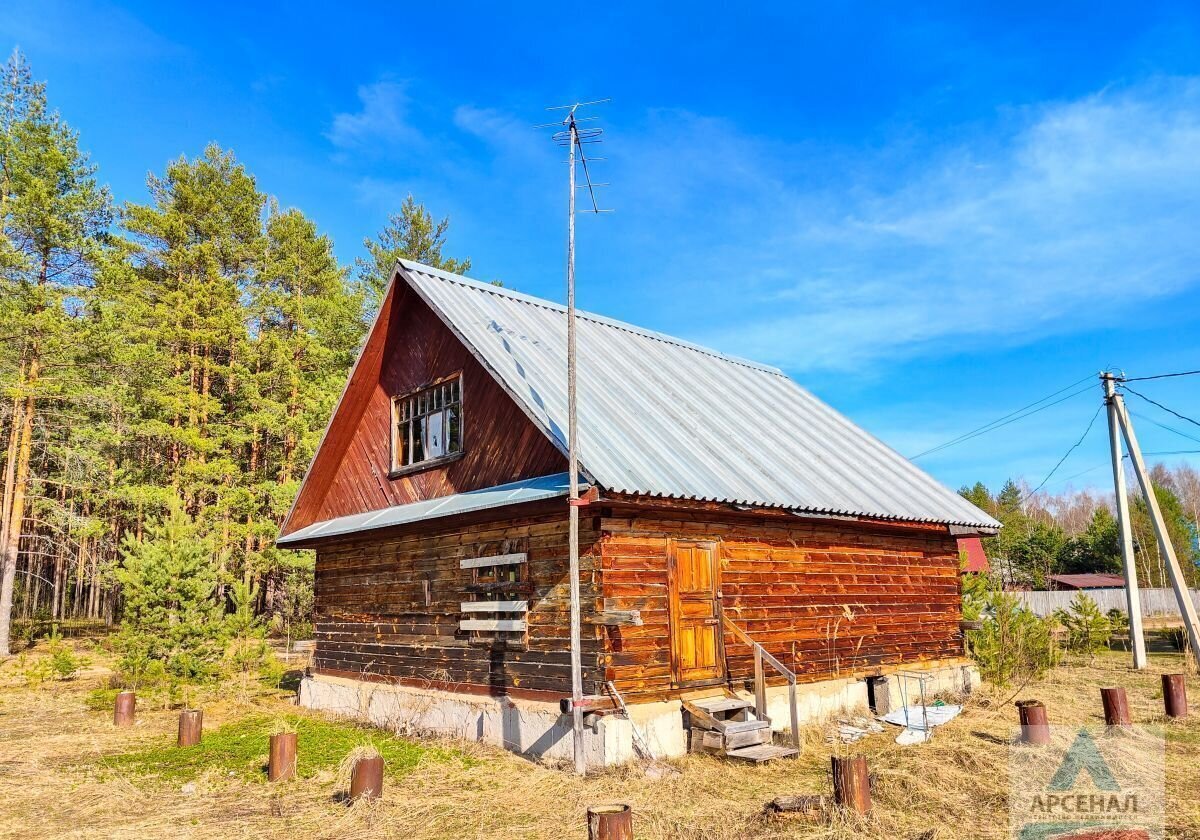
top-left (298, 659), bottom-right (979, 768)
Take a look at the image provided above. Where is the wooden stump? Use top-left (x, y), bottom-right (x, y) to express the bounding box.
top-left (349, 755), bottom-right (384, 801)
top-left (113, 691), bottom-right (135, 728)
top-left (587, 804), bottom-right (633, 840)
top-left (177, 709), bottom-right (203, 747)
top-left (1101, 687), bottom-right (1131, 727)
top-left (269, 732), bottom-right (298, 782)
top-left (830, 755), bottom-right (871, 814)
top-left (1016, 699), bottom-right (1050, 745)
top-left (1163, 674), bottom-right (1187, 719)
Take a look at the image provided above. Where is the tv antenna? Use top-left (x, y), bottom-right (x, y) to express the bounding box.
top-left (539, 98), bottom-right (611, 776)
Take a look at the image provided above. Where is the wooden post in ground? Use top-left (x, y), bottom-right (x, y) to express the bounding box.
top-left (1016, 700), bottom-right (1050, 745)
top-left (349, 755), bottom-right (384, 801)
top-left (1101, 687), bottom-right (1132, 726)
top-left (1163, 674), bottom-right (1188, 719)
top-left (269, 732), bottom-right (298, 781)
top-left (177, 709), bottom-right (202, 746)
top-left (831, 755), bottom-right (871, 814)
top-left (114, 691), bottom-right (135, 727)
top-left (587, 804), bottom-right (633, 840)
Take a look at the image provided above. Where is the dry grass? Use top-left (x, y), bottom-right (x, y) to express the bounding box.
top-left (2, 644), bottom-right (1200, 839)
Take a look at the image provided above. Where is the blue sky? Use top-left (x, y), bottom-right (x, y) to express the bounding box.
top-left (5, 0), bottom-right (1200, 496)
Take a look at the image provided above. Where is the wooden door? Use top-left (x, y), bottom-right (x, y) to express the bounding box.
top-left (667, 540), bottom-right (725, 687)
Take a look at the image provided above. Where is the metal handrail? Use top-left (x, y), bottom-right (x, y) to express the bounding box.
top-left (723, 615), bottom-right (801, 750)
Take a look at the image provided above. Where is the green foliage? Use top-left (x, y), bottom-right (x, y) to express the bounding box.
top-left (45, 625), bottom-right (84, 680)
top-left (15, 626), bottom-right (85, 685)
top-left (85, 687), bottom-right (121, 711)
top-left (963, 574), bottom-right (1058, 686)
top-left (113, 507), bottom-right (225, 682)
top-left (356, 194), bottom-right (472, 313)
top-left (959, 474), bottom-right (1200, 590)
top-left (1056, 594), bottom-right (1113, 655)
top-left (224, 581), bottom-right (283, 687)
top-left (103, 714), bottom-right (460, 782)
top-left (1058, 508), bottom-right (1122, 575)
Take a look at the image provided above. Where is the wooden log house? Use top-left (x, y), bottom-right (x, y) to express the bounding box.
top-left (278, 260), bottom-right (999, 766)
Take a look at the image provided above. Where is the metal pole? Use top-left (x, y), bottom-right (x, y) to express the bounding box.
top-left (566, 113), bottom-right (586, 776)
top-left (1113, 390), bottom-right (1200, 668)
top-left (1102, 373), bottom-right (1146, 669)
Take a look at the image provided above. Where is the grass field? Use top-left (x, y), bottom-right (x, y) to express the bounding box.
top-left (2, 642), bottom-right (1199, 839)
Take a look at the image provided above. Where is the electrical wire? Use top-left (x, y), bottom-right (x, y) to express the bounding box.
top-left (1129, 410), bottom-right (1200, 446)
top-left (1121, 369), bottom-right (1200, 382)
top-left (1121, 385), bottom-right (1200, 430)
top-left (908, 374), bottom-right (1095, 460)
top-left (1021, 403), bottom-right (1104, 502)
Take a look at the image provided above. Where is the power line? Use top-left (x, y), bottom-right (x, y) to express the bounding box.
top-left (1021, 403), bottom-right (1104, 502)
top-left (909, 375), bottom-right (1095, 460)
top-left (1121, 385), bottom-right (1200, 430)
top-left (1121, 369), bottom-right (1200, 383)
top-left (1129, 410), bottom-right (1200, 446)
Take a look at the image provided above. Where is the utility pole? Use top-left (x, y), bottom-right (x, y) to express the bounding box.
top-left (1101, 372), bottom-right (1146, 669)
top-left (1110, 380), bottom-right (1200, 669)
top-left (544, 100), bottom-right (609, 775)
top-left (565, 109), bottom-right (585, 776)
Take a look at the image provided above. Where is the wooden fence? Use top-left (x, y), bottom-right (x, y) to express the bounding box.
top-left (1015, 587), bottom-right (1200, 617)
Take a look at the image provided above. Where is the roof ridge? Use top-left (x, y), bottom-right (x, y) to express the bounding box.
top-left (397, 259), bottom-right (785, 376)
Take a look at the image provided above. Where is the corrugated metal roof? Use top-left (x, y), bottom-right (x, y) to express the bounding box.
top-left (1049, 573), bottom-right (1127, 590)
top-left (400, 260), bottom-right (999, 530)
top-left (276, 472), bottom-right (573, 546)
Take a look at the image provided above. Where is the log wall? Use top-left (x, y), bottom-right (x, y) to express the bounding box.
top-left (599, 511), bottom-right (964, 700)
top-left (311, 510), bottom-right (605, 698)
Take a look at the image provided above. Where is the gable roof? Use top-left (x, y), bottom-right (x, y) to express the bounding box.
top-left (396, 260), bottom-right (998, 530)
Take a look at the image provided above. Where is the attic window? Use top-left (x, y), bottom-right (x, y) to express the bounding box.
top-left (391, 375), bottom-right (463, 475)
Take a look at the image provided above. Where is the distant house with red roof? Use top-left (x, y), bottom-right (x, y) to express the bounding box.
top-left (1048, 573), bottom-right (1125, 590)
top-left (957, 537), bottom-right (990, 574)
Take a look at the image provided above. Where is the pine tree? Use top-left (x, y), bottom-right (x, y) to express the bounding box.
top-left (239, 202), bottom-right (364, 617)
top-left (118, 144), bottom-right (264, 578)
top-left (0, 49), bottom-right (112, 654)
top-left (114, 505), bottom-right (225, 680)
top-left (355, 195), bottom-right (471, 314)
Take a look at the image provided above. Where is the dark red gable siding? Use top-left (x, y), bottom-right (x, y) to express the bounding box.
top-left (284, 278), bottom-right (567, 534)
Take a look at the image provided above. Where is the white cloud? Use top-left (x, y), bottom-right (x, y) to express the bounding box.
top-left (624, 80), bottom-right (1200, 372)
top-left (327, 80), bottom-right (421, 149)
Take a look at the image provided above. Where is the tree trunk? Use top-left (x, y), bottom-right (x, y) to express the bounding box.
top-left (0, 356), bottom-right (38, 655)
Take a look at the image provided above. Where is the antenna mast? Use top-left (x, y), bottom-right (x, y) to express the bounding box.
top-left (544, 99), bottom-right (610, 775)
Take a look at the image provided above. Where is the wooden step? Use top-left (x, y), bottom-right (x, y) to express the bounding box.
top-left (688, 696), bottom-right (753, 714)
top-left (725, 726), bottom-right (773, 750)
top-left (722, 719), bottom-right (770, 735)
top-left (724, 743), bottom-right (799, 764)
